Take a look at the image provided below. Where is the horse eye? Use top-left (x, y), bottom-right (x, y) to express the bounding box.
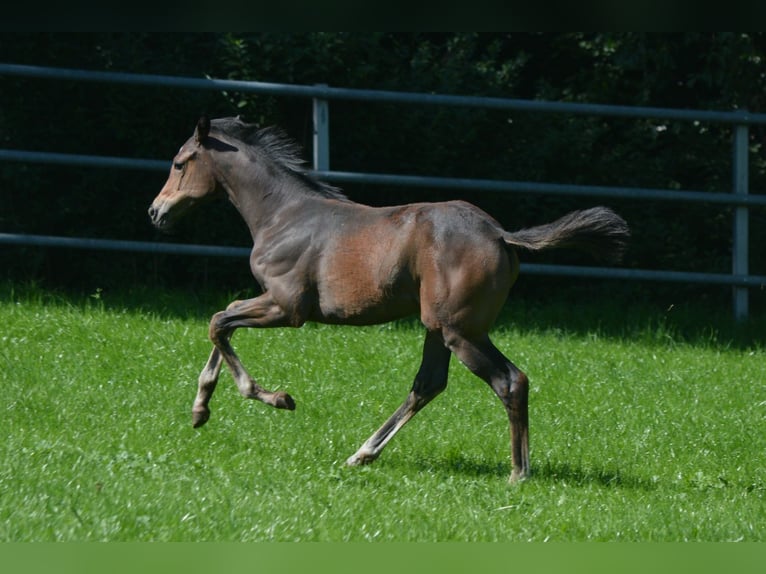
top-left (173, 161), bottom-right (185, 171)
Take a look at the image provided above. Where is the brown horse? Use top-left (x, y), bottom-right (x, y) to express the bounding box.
top-left (148, 116), bottom-right (629, 482)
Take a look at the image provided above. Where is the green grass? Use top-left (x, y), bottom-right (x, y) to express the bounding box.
top-left (1, 284), bottom-right (765, 541)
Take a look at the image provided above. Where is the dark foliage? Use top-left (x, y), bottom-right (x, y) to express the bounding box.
top-left (2, 33), bottom-right (765, 311)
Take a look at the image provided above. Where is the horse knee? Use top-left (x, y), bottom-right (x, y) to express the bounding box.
top-left (208, 311), bottom-right (230, 345)
top-left (208, 300), bottom-right (248, 343)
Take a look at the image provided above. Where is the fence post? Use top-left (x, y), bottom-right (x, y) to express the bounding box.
top-left (732, 123), bottom-right (749, 321)
top-left (313, 87), bottom-right (329, 171)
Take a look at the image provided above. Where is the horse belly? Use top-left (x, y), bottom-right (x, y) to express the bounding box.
top-left (315, 238), bottom-right (418, 325)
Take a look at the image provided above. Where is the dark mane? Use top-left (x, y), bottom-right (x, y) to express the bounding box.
top-left (210, 117), bottom-right (347, 201)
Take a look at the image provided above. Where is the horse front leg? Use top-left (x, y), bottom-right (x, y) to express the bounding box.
top-left (192, 346), bottom-right (224, 427)
top-left (195, 293), bottom-right (296, 426)
top-left (192, 299), bottom-right (245, 427)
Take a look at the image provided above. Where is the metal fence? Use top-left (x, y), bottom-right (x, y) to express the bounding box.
top-left (2, 62), bottom-right (766, 320)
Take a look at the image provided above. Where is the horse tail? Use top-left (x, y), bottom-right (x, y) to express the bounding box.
top-left (502, 206), bottom-right (630, 263)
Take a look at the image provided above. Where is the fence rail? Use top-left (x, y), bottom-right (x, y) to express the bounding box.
top-left (2, 63), bottom-right (766, 319)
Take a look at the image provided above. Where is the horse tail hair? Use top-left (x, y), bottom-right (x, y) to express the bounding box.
top-left (502, 206), bottom-right (630, 263)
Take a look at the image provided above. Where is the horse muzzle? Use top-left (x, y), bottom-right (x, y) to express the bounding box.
top-left (148, 201), bottom-right (172, 231)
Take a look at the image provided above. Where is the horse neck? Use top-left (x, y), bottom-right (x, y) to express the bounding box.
top-left (213, 150), bottom-right (319, 241)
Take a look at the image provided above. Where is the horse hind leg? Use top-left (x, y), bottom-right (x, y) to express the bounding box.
top-left (444, 329), bottom-right (530, 482)
top-left (346, 329), bottom-right (451, 466)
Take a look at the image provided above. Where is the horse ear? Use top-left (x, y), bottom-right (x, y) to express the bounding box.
top-left (195, 115), bottom-right (210, 144)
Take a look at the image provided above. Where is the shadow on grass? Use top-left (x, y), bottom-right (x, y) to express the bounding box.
top-left (2, 280), bottom-right (765, 349)
top-left (410, 452), bottom-right (510, 481)
top-left (407, 452), bottom-right (657, 490)
top-left (533, 461), bottom-right (658, 491)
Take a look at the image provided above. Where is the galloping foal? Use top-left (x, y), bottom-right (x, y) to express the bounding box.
top-left (149, 116), bottom-right (629, 482)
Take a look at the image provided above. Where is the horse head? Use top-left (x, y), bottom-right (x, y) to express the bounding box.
top-left (148, 116), bottom-right (220, 231)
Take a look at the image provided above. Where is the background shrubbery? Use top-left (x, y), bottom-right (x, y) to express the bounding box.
top-left (2, 33), bottom-right (765, 310)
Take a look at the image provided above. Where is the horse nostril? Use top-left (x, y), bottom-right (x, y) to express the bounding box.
top-left (148, 206), bottom-right (157, 220)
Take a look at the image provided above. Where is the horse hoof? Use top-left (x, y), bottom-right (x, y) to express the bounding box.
top-left (192, 409), bottom-right (210, 428)
top-left (273, 391), bottom-right (296, 411)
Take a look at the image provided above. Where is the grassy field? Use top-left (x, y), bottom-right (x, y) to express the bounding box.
top-left (1, 284), bottom-right (764, 541)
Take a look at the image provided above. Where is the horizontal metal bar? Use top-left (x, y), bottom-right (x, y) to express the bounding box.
top-left (4, 148), bottom-right (766, 207)
top-left (2, 232), bottom-right (765, 288)
top-left (3, 62), bottom-right (766, 125)
top-left (0, 149), bottom-right (169, 171)
top-left (0, 233), bottom-right (250, 257)
top-left (317, 170), bottom-right (766, 207)
top-left (520, 263), bottom-right (766, 288)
